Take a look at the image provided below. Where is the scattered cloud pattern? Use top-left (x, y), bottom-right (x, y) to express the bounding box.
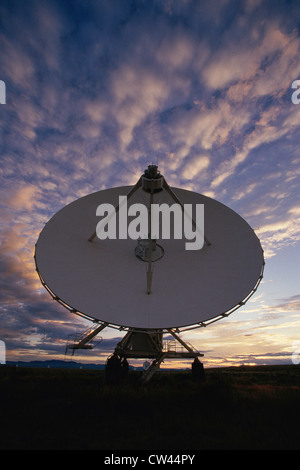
top-left (0, 0), bottom-right (299, 367)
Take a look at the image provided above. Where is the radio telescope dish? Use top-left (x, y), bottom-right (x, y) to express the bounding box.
top-left (34, 165), bottom-right (264, 382)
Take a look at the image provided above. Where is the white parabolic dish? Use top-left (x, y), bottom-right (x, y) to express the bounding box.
top-left (35, 185), bottom-right (264, 331)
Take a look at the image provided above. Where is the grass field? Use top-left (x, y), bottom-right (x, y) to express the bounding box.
top-left (1, 364), bottom-right (300, 450)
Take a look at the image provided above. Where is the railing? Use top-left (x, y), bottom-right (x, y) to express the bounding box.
top-left (163, 340), bottom-right (197, 354)
top-left (64, 323), bottom-right (104, 357)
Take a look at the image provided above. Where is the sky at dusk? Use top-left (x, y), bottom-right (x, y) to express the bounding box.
top-left (0, 0), bottom-right (300, 369)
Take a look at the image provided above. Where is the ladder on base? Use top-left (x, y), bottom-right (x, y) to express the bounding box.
top-left (65, 322), bottom-right (106, 357)
top-left (140, 352), bottom-right (167, 383)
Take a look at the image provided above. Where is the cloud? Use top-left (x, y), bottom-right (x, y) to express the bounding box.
top-left (0, 36), bottom-right (35, 87)
top-left (9, 185), bottom-right (42, 211)
top-left (255, 216), bottom-right (300, 258)
top-left (269, 294), bottom-right (300, 313)
top-left (202, 20), bottom-right (300, 94)
top-left (181, 155), bottom-right (210, 180)
top-left (155, 29), bottom-right (195, 70)
top-left (111, 66), bottom-right (171, 150)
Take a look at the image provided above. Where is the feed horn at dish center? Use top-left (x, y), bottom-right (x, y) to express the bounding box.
top-left (34, 165), bottom-right (265, 383)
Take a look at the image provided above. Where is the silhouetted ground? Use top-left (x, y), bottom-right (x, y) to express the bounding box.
top-left (1, 364), bottom-right (300, 450)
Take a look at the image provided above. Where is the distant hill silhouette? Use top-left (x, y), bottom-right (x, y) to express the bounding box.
top-left (5, 360), bottom-right (106, 369)
top-left (4, 359), bottom-right (175, 371)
